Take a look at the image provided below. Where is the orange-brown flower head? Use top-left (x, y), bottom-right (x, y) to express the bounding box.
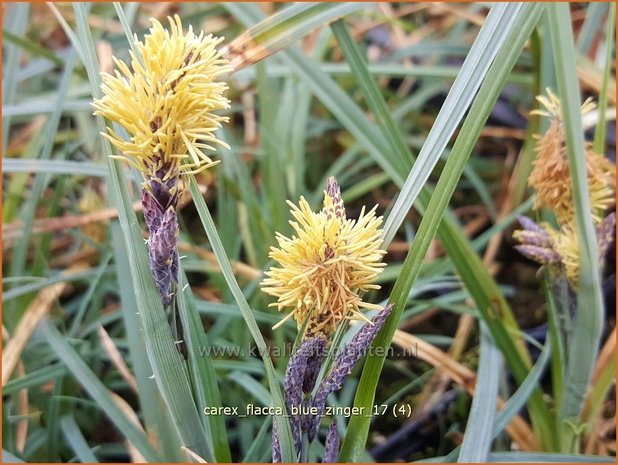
top-left (261, 177), bottom-right (387, 339)
top-left (528, 88), bottom-right (615, 223)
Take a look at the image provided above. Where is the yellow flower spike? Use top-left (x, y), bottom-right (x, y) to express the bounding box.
top-left (528, 88), bottom-right (615, 223)
top-left (92, 15), bottom-right (231, 186)
top-left (92, 15), bottom-right (231, 314)
top-left (261, 177), bottom-right (387, 339)
top-left (545, 222), bottom-right (581, 287)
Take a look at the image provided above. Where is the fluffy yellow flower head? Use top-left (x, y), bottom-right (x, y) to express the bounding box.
top-left (92, 15), bottom-right (231, 186)
top-left (544, 223), bottom-right (580, 286)
top-left (528, 88), bottom-right (615, 223)
top-left (261, 177), bottom-right (387, 339)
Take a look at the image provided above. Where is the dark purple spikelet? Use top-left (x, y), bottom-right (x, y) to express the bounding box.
top-left (300, 398), bottom-right (314, 435)
top-left (322, 420), bottom-right (339, 463)
top-left (513, 230), bottom-right (553, 248)
top-left (513, 216), bottom-right (561, 267)
top-left (272, 416), bottom-right (282, 463)
top-left (141, 172), bottom-right (181, 307)
top-left (517, 215), bottom-right (546, 235)
top-left (142, 188), bottom-right (163, 232)
top-left (308, 304), bottom-right (393, 440)
top-left (596, 212), bottom-right (616, 260)
top-left (303, 338), bottom-right (327, 394)
top-left (284, 337), bottom-right (327, 450)
top-left (147, 203), bottom-right (179, 306)
top-left (325, 176), bottom-right (345, 220)
top-left (513, 244), bottom-right (561, 266)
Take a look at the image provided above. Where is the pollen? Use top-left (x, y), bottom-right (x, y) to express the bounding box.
top-left (261, 177), bottom-right (387, 339)
top-left (92, 15), bottom-right (232, 185)
top-left (528, 88), bottom-right (615, 223)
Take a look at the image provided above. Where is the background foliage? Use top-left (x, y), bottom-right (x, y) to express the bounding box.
top-left (2, 2), bottom-right (616, 463)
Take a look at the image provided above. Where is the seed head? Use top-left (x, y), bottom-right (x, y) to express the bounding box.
top-left (261, 177), bottom-right (386, 339)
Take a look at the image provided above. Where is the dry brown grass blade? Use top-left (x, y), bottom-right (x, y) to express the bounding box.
top-left (2, 184), bottom-right (208, 244)
top-left (590, 332), bottom-right (616, 385)
top-left (221, 35), bottom-right (270, 73)
top-left (2, 204), bottom-right (128, 243)
top-left (2, 262), bottom-right (89, 385)
top-left (110, 391), bottom-right (147, 463)
top-left (581, 332), bottom-right (616, 424)
top-left (2, 327), bottom-right (29, 453)
top-left (98, 325), bottom-right (138, 393)
top-left (15, 360), bottom-right (29, 453)
top-left (431, 3), bottom-right (487, 27)
top-left (392, 329), bottom-right (539, 451)
top-left (577, 61), bottom-right (616, 104)
top-left (177, 241), bottom-right (261, 281)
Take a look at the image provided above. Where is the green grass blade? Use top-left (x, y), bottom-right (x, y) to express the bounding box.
top-left (187, 175), bottom-right (297, 462)
top-left (5, 48), bottom-right (78, 330)
top-left (592, 3), bottom-right (614, 154)
top-left (2, 3), bottom-right (29, 155)
top-left (338, 5), bottom-right (553, 459)
top-left (47, 3), bottom-right (85, 65)
top-left (111, 223), bottom-right (184, 461)
top-left (2, 364), bottom-right (68, 396)
top-left (369, 2), bottom-right (523, 245)
top-left (41, 322), bottom-right (162, 462)
top-left (576, 3), bottom-right (609, 55)
top-left (228, 61), bottom-right (532, 83)
top-left (242, 416), bottom-right (273, 463)
top-left (256, 62), bottom-right (289, 239)
top-left (176, 271), bottom-right (232, 462)
top-left (1, 29), bottom-right (64, 69)
top-left (547, 3), bottom-right (606, 451)
top-left (112, 3), bottom-right (143, 68)
top-left (2, 450), bottom-right (24, 463)
top-left (581, 344), bottom-right (616, 430)
top-left (71, 4), bottom-right (213, 459)
top-left (228, 371), bottom-right (273, 406)
top-left (445, 337), bottom-right (552, 461)
top-left (68, 253), bottom-right (112, 338)
top-left (458, 324), bottom-right (502, 462)
top-left (492, 338), bottom-right (551, 437)
top-left (59, 415), bottom-right (99, 463)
